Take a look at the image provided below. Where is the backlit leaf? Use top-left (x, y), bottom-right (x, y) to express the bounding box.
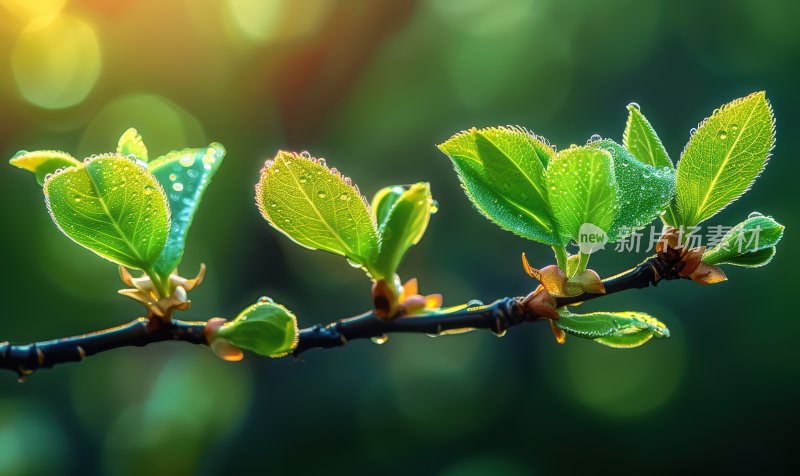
top-left (255, 151), bottom-right (379, 271)
top-left (372, 182), bottom-right (432, 279)
top-left (622, 103), bottom-right (673, 168)
top-left (668, 92), bottom-right (775, 227)
top-left (556, 310), bottom-right (670, 349)
top-left (116, 127), bottom-right (148, 162)
top-left (372, 185), bottom-right (407, 229)
top-left (10, 150), bottom-right (81, 186)
top-left (43, 154), bottom-right (170, 270)
top-left (148, 143), bottom-right (225, 278)
top-left (546, 147), bottom-right (617, 245)
top-left (702, 213), bottom-right (783, 267)
top-left (217, 299), bottom-right (299, 357)
top-left (590, 139), bottom-right (675, 240)
top-left (438, 126), bottom-right (558, 245)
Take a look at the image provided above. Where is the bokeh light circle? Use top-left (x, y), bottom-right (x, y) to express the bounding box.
top-left (78, 93), bottom-right (206, 158)
top-left (11, 14), bottom-right (101, 109)
top-left (545, 311), bottom-right (686, 418)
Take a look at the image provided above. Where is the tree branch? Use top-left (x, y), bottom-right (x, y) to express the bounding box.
top-left (1, 254), bottom-right (682, 379)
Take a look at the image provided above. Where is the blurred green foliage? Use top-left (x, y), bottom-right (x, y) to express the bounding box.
top-left (1, 0), bottom-right (798, 474)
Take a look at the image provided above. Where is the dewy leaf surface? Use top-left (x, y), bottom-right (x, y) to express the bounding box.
top-left (556, 310), bottom-right (670, 349)
top-left (256, 151), bottom-right (379, 269)
top-left (373, 182), bottom-right (432, 279)
top-left (44, 154), bottom-right (170, 270)
top-left (148, 143), bottom-right (225, 277)
top-left (623, 104), bottom-right (673, 168)
top-left (438, 126), bottom-right (558, 245)
top-left (546, 146), bottom-right (617, 244)
top-left (372, 185), bottom-right (407, 229)
top-left (10, 150), bottom-right (82, 186)
top-left (218, 299), bottom-right (299, 357)
top-left (669, 92), bottom-right (775, 227)
top-left (116, 127), bottom-right (148, 162)
top-left (702, 213), bottom-right (783, 267)
top-left (591, 139), bottom-right (675, 240)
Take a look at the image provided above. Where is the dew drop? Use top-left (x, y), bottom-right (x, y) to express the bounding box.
top-left (371, 335), bottom-right (389, 345)
top-left (299, 175), bottom-right (308, 184)
top-left (339, 193), bottom-right (351, 201)
top-left (317, 158), bottom-right (327, 167)
top-left (172, 183), bottom-right (184, 192)
top-left (73, 195), bottom-right (81, 202)
top-left (179, 155), bottom-right (195, 167)
top-left (718, 130), bottom-right (727, 140)
top-left (187, 169), bottom-right (199, 179)
top-left (731, 124), bottom-right (739, 131)
top-left (258, 296), bottom-right (274, 304)
top-left (588, 133), bottom-right (602, 142)
top-left (143, 186), bottom-right (154, 195)
top-left (747, 211), bottom-right (764, 219)
top-left (317, 191), bottom-right (327, 199)
top-left (269, 201), bottom-right (278, 207)
top-left (429, 199), bottom-right (439, 214)
top-left (169, 173), bottom-right (177, 181)
top-left (689, 127), bottom-right (697, 135)
top-left (550, 186), bottom-right (556, 191)
top-left (627, 102), bottom-right (640, 111)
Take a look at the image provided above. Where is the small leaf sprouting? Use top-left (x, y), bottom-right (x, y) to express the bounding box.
top-left (116, 127), bottom-right (148, 162)
top-left (702, 213), bottom-right (784, 267)
top-left (44, 154), bottom-right (171, 272)
top-left (667, 91), bottom-right (775, 228)
top-left (256, 151), bottom-right (436, 283)
top-left (148, 143), bottom-right (226, 279)
top-left (9, 150), bottom-right (82, 185)
top-left (10, 129), bottom-right (225, 299)
top-left (371, 182), bottom-right (433, 280)
top-left (256, 151), bottom-right (380, 274)
top-left (214, 298), bottom-right (299, 358)
top-left (439, 127), bottom-right (676, 268)
top-left (623, 103), bottom-right (673, 169)
top-left (555, 309), bottom-right (670, 348)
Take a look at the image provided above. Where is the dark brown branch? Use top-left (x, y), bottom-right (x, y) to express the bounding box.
top-left (1, 254), bottom-right (682, 379)
top-left (1, 318), bottom-right (207, 380)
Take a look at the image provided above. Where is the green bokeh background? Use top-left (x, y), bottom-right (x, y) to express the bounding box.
top-left (0, 0), bottom-right (797, 474)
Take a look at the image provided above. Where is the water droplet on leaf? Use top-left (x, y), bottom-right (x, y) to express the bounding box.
top-left (371, 335), bottom-right (389, 345)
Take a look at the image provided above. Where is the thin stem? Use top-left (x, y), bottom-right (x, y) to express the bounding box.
top-left (552, 245), bottom-right (568, 270)
top-left (575, 251), bottom-right (590, 274)
top-left (1, 253), bottom-right (684, 379)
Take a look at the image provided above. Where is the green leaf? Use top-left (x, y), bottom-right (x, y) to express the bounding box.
top-left (148, 143), bottom-right (225, 278)
top-left (546, 146), bottom-right (617, 245)
top-left (372, 182), bottom-right (433, 279)
top-left (556, 310), bottom-right (670, 349)
top-left (9, 150), bottom-right (82, 186)
top-left (668, 91), bottom-right (775, 227)
top-left (590, 139), bottom-right (675, 240)
top-left (622, 103), bottom-right (673, 168)
top-left (256, 151), bottom-right (379, 271)
top-left (217, 298), bottom-right (299, 357)
top-left (371, 185), bottom-right (407, 229)
top-left (43, 154), bottom-right (170, 271)
top-left (711, 246), bottom-right (776, 267)
top-left (702, 213), bottom-right (784, 267)
top-left (438, 126), bottom-right (559, 245)
top-left (116, 127), bottom-right (148, 162)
